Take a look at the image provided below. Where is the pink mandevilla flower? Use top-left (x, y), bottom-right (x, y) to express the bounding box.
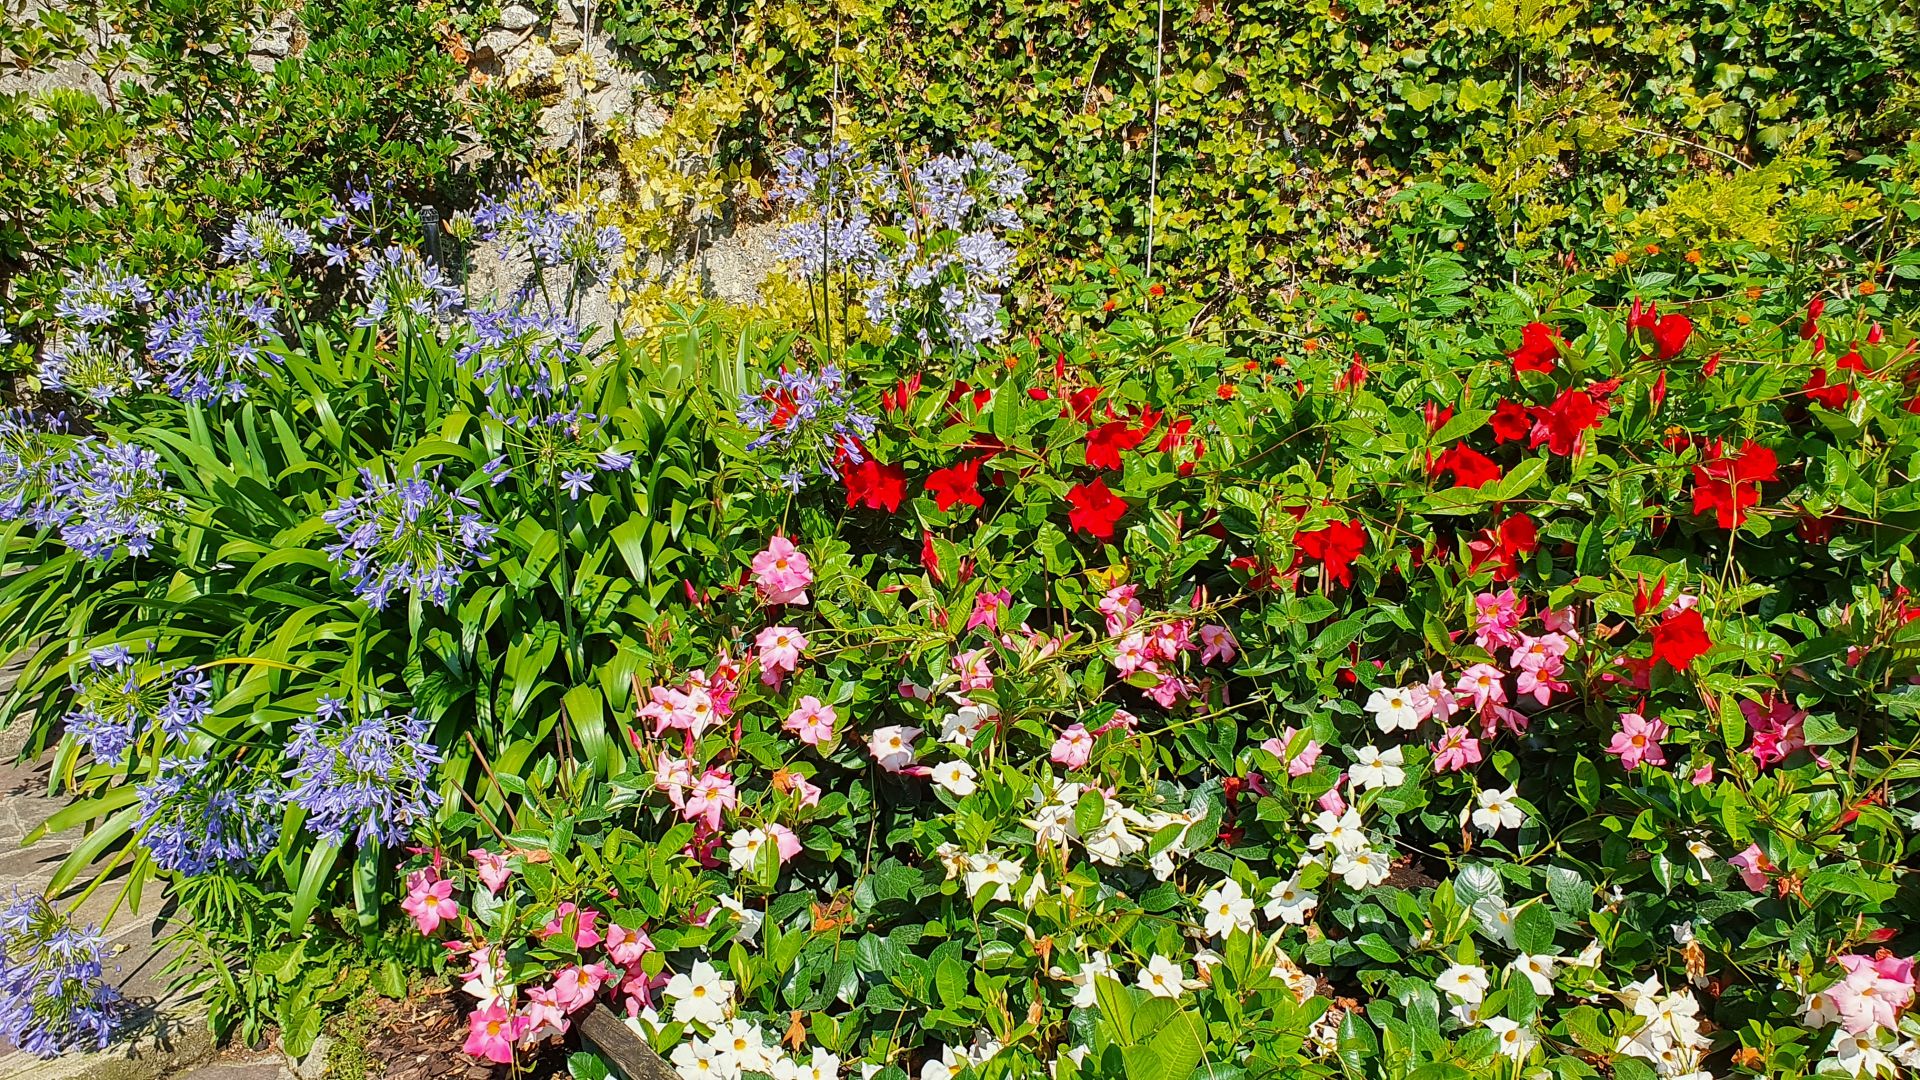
top-left (683, 770), bottom-right (738, 830)
top-left (520, 986), bottom-right (568, 1044)
top-left (1742, 694), bottom-right (1807, 769)
top-left (1456, 663), bottom-right (1508, 712)
top-left (1473, 589), bottom-right (1527, 650)
top-left (605, 923), bottom-right (654, 966)
top-left (1199, 624), bottom-right (1239, 665)
top-left (1052, 723), bottom-right (1094, 769)
top-left (967, 589), bottom-right (1011, 632)
top-left (1729, 844), bottom-right (1770, 891)
top-left (470, 849), bottom-right (512, 894)
top-left (751, 535), bottom-right (814, 605)
top-left (755, 625), bottom-right (807, 686)
top-left (1262, 727), bottom-right (1322, 778)
top-left (1432, 725), bottom-right (1483, 773)
top-left (402, 870), bottom-right (459, 935)
top-left (1831, 954), bottom-right (1916, 1033)
top-left (464, 1003), bottom-right (527, 1063)
top-left (953, 648), bottom-right (994, 691)
top-left (1605, 712), bottom-right (1669, 770)
top-left (538, 902), bottom-right (602, 949)
top-left (783, 696), bottom-right (838, 746)
top-left (1098, 583), bottom-right (1143, 636)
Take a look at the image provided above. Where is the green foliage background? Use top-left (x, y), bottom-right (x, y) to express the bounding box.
top-left (607, 0), bottom-right (1918, 316)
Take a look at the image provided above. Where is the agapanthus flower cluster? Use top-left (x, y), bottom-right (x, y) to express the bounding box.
top-left (62, 645), bottom-right (212, 767)
top-left (0, 891), bottom-right (124, 1057)
top-left (736, 366), bottom-right (877, 486)
top-left (0, 409), bottom-right (71, 526)
top-left (493, 406), bottom-right (633, 501)
top-left (48, 439), bottom-right (182, 561)
top-left (284, 698), bottom-right (444, 847)
top-left (39, 332), bottom-right (146, 405)
top-left (145, 285), bottom-right (278, 403)
top-left (322, 466), bottom-right (497, 609)
top-left (454, 304), bottom-right (587, 400)
top-left (135, 755), bottom-right (281, 875)
top-left (55, 261), bottom-right (152, 327)
top-left (354, 245), bottom-right (463, 327)
top-left (217, 208), bottom-right (318, 271)
top-left (473, 187), bottom-right (625, 295)
top-left (771, 140), bottom-right (1028, 352)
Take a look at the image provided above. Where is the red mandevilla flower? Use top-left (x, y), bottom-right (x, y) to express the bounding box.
top-left (842, 456), bottom-right (906, 513)
top-left (1650, 312), bottom-right (1692, 360)
top-left (1530, 386), bottom-right (1609, 457)
top-left (1690, 439), bottom-right (1778, 529)
top-left (1295, 518), bottom-right (1367, 588)
top-left (1801, 367), bottom-right (1856, 410)
top-left (1508, 321), bottom-right (1561, 374)
top-left (1430, 444), bottom-right (1503, 489)
top-left (925, 457), bottom-right (986, 511)
top-left (1489, 399), bottom-right (1532, 444)
top-left (1084, 418), bottom-right (1147, 470)
top-left (1651, 608), bottom-right (1712, 670)
top-left (1468, 513), bottom-right (1538, 582)
top-left (1065, 478), bottom-right (1128, 539)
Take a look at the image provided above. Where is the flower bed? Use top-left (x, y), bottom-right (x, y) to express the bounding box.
top-left (0, 135), bottom-right (1918, 1080)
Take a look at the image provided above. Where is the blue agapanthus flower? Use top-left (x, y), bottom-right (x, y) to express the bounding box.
top-left (322, 466), bottom-right (496, 610)
top-left (284, 698), bottom-right (442, 848)
top-left (473, 186), bottom-right (625, 294)
top-left (217, 208), bottom-right (318, 271)
top-left (354, 245), bottom-right (463, 327)
top-left (736, 365), bottom-right (877, 483)
top-left (39, 332), bottom-right (147, 406)
top-left (454, 303), bottom-right (586, 400)
top-left (771, 139), bottom-right (1028, 353)
top-left (62, 646), bottom-right (213, 767)
top-left (48, 439), bottom-right (181, 562)
top-left (0, 410), bottom-right (71, 528)
top-left (0, 891), bottom-right (124, 1058)
top-left (55, 261), bottom-right (152, 328)
top-left (145, 285), bottom-right (278, 404)
top-left (135, 756), bottom-right (280, 876)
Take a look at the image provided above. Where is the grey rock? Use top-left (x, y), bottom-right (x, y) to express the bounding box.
top-left (290, 1032), bottom-right (334, 1080)
top-left (701, 220), bottom-right (785, 307)
top-left (252, 27), bottom-right (293, 58)
top-left (498, 3), bottom-right (539, 31)
top-left (473, 28), bottom-right (521, 61)
top-left (550, 23), bottom-right (584, 55)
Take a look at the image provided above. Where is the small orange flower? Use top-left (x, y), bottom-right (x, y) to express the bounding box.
top-left (1644, 244), bottom-right (1661, 256)
top-left (1684, 249), bottom-right (1702, 265)
top-left (1148, 283), bottom-right (1164, 297)
top-left (1354, 311), bottom-right (1369, 323)
top-left (1859, 281), bottom-right (1879, 296)
top-left (1746, 286), bottom-right (1763, 300)
top-left (1452, 241), bottom-right (1465, 252)
top-left (1004, 354), bottom-right (1018, 370)
top-left (1611, 251), bottom-right (1631, 266)
top-left (1102, 298), bottom-right (1116, 312)
top-left (1736, 313), bottom-right (1752, 325)
top-left (1302, 337), bottom-right (1321, 353)
top-left (1217, 384), bottom-right (1237, 400)
top-left (1243, 361), bottom-right (1259, 372)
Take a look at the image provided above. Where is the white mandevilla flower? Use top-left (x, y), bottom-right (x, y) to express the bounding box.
top-left (1348, 744), bottom-right (1406, 791)
top-left (664, 959), bottom-right (735, 1028)
top-left (868, 724), bottom-right (921, 772)
top-left (772, 1048), bottom-right (843, 1080)
top-left (1082, 804), bottom-right (1148, 865)
top-left (1512, 953), bottom-right (1557, 996)
top-left (1484, 1016), bottom-right (1536, 1060)
top-left (1365, 685), bottom-right (1422, 732)
top-left (931, 759), bottom-right (978, 797)
top-left (1263, 876), bottom-right (1318, 925)
top-left (671, 1037), bottom-right (725, 1078)
top-left (962, 851), bottom-right (1023, 901)
top-left (1137, 953), bottom-right (1187, 999)
top-left (1307, 808), bottom-right (1368, 855)
top-left (1470, 785), bottom-right (1525, 833)
top-left (1830, 1029), bottom-right (1899, 1079)
top-left (1802, 986), bottom-right (1841, 1027)
top-left (1331, 846), bottom-right (1389, 889)
top-left (1058, 951), bottom-right (1113, 1009)
top-left (1437, 963), bottom-right (1491, 1004)
top-left (726, 827), bottom-right (769, 874)
top-left (711, 1018), bottom-right (776, 1074)
top-left (1200, 879), bottom-right (1257, 939)
top-left (1474, 900), bottom-right (1519, 948)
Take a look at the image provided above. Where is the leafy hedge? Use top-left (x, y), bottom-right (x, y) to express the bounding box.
top-left (604, 0), bottom-right (1918, 320)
